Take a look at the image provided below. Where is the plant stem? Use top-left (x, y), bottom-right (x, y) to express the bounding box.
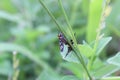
top-left (73, 48), bottom-right (92, 80)
top-left (58, 0), bottom-right (92, 79)
top-left (13, 51), bottom-right (19, 80)
top-left (38, 0), bottom-right (70, 41)
top-left (38, 0), bottom-right (63, 33)
top-left (38, 0), bottom-right (92, 79)
top-left (87, 0), bottom-right (110, 70)
top-left (58, 0), bottom-right (77, 45)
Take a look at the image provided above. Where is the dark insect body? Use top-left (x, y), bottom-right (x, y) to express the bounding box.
top-left (58, 32), bottom-right (73, 57)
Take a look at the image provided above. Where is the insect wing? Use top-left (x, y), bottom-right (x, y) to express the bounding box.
top-left (60, 44), bottom-right (79, 63)
top-left (59, 39), bottom-right (64, 52)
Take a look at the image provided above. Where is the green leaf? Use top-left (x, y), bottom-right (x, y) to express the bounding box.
top-left (100, 77), bottom-right (120, 80)
top-left (107, 52), bottom-right (120, 66)
top-left (36, 70), bottom-right (60, 80)
top-left (96, 37), bottom-right (112, 55)
top-left (0, 11), bottom-right (21, 23)
top-left (61, 75), bottom-right (80, 80)
top-left (93, 64), bottom-right (120, 78)
top-left (60, 62), bottom-right (84, 79)
top-left (86, 0), bottom-right (103, 43)
top-left (0, 43), bottom-right (48, 69)
top-left (92, 58), bottom-right (104, 70)
top-left (78, 37), bottom-right (112, 57)
top-left (78, 43), bottom-right (93, 57)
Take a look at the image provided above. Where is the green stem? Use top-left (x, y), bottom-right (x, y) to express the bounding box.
top-left (38, 0), bottom-right (63, 33)
top-left (38, 0), bottom-right (92, 79)
top-left (87, 33), bottom-right (99, 70)
top-left (58, 0), bottom-right (92, 79)
top-left (87, 0), bottom-right (110, 70)
top-left (58, 0), bottom-right (77, 45)
top-left (38, 0), bottom-right (70, 41)
top-left (73, 48), bottom-right (92, 80)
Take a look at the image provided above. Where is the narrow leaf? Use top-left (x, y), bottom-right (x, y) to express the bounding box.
top-left (107, 52), bottom-right (120, 66)
top-left (96, 37), bottom-right (112, 55)
top-left (93, 64), bottom-right (120, 78)
top-left (78, 43), bottom-right (93, 57)
top-left (0, 11), bottom-right (21, 23)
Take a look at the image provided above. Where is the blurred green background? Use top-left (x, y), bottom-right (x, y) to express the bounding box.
top-left (0, 0), bottom-right (120, 80)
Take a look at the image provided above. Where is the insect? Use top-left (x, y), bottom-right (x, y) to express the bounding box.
top-left (58, 32), bottom-right (74, 58)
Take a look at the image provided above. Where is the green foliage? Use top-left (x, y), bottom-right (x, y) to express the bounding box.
top-left (93, 64), bottom-right (120, 78)
top-left (0, 43), bottom-right (48, 68)
top-left (0, 0), bottom-right (120, 80)
top-left (107, 52), bottom-right (120, 67)
top-left (86, 0), bottom-right (103, 43)
top-left (36, 70), bottom-right (60, 80)
top-left (78, 37), bottom-right (112, 58)
top-left (60, 62), bottom-right (84, 78)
